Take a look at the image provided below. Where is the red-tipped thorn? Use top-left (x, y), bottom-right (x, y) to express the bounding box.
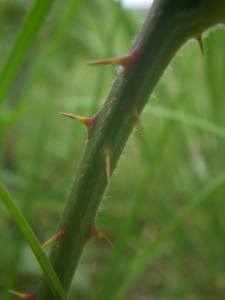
top-left (196, 35), bottom-right (204, 56)
top-left (104, 149), bottom-right (111, 183)
top-left (59, 112), bottom-right (99, 139)
top-left (87, 46), bottom-right (140, 77)
top-left (9, 290), bottom-right (36, 300)
top-left (42, 223), bottom-right (67, 249)
top-left (88, 224), bottom-right (114, 248)
top-left (132, 110), bottom-right (143, 135)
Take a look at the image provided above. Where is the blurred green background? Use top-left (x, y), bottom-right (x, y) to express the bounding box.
top-left (0, 0), bottom-right (225, 299)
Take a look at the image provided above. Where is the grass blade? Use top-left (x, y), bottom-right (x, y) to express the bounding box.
top-left (111, 170), bottom-right (225, 300)
top-left (0, 182), bottom-right (67, 300)
top-left (146, 104), bottom-right (225, 139)
top-left (0, 0), bottom-right (54, 106)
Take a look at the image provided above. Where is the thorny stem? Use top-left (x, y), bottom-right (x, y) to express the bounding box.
top-left (37, 0), bottom-right (225, 299)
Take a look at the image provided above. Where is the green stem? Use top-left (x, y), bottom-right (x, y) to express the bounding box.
top-left (37, 0), bottom-right (225, 299)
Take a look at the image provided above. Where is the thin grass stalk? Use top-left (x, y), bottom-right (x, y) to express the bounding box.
top-left (0, 0), bottom-right (54, 106)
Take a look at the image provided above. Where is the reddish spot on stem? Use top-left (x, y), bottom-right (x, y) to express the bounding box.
top-left (121, 46), bottom-right (141, 76)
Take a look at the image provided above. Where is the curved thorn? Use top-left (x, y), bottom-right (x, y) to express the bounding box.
top-left (95, 231), bottom-right (114, 249)
top-left (9, 290), bottom-right (36, 300)
top-left (132, 110), bottom-right (143, 135)
top-left (42, 223), bottom-right (67, 249)
top-left (196, 35), bottom-right (204, 56)
top-left (88, 224), bottom-right (114, 248)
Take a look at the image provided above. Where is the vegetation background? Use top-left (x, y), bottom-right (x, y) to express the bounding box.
top-left (0, 0), bottom-right (225, 299)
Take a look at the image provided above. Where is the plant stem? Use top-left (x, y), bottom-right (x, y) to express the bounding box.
top-left (37, 0), bottom-right (225, 299)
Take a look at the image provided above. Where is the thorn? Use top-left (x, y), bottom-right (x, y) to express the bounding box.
top-left (42, 223), bottom-right (67, 249)
top-left (132, 110), bottom-right (143, 135)
top-left (196, 35), bottom-right (204, 56)
top-left (95, 230), bottom-right (114, 248)
top-left (88, 224), bottom-right (114, 248)
top-left (104, 149), bottom-right (111, 183)
top-left (60, 112), bottom-right (99, 139)
top-left (9, 290), bottom-right (36, 300)
top-left (87, 57), bottom-right (124, 66)
top-left (87, 46), bottom-right (140, 77)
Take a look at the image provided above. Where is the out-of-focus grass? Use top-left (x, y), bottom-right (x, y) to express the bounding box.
top-left (0, 0), bottom-right (225, 299)
top-left (0, 182), bottom-right (67, 300)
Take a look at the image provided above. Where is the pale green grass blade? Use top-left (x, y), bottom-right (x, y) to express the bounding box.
top-left (0, 0), bottom-right (54, 106)
top-left (96, 175), bottom-right (151, 300)
top-left (146, 266), bottom-right (223, 299)
top-left (111, 170), bottom-right (225, 300)
top-left (0, 182), bottom-right (67, 300)
top-left (146, 104), bottom-right (225, 139)
top-left (10, 0), bottom-right (84, 116)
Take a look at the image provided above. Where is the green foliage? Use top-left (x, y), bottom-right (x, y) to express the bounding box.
top-left (0, 0), bottom-right (225, 299)
top-left (0, 0), bottom-right (54, 105)
top-left (0, 182), bottom-right (67, 300)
